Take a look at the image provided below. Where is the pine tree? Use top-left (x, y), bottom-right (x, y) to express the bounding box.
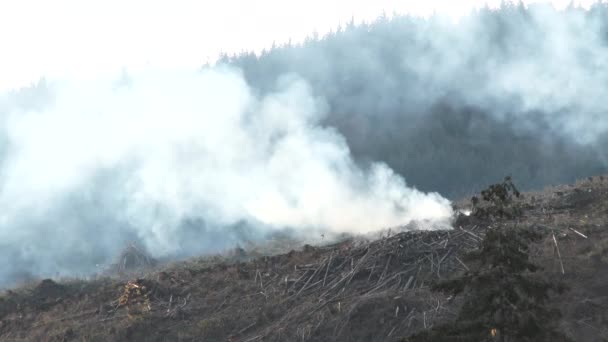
top-left (472, 176), bottom-right (522, 219)
top-left (405, 226), bottom-right (570, 342)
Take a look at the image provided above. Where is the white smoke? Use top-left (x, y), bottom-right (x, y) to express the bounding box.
top-left (0, 66), bottom-right (452, 285)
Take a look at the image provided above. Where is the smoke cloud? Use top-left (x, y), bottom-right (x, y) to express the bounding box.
top-left (226, 3), bottom-right (608, 197)
top-left (5, 2), bottom-right (608, 288)
top-left (0, 67), bottom-right (452, 287)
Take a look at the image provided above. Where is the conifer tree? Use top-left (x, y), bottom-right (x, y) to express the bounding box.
top-left (405, 226), bottom-right (570, 342)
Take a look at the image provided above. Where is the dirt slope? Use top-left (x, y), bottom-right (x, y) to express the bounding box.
top-left (1, 176), bottom-right (607, 342)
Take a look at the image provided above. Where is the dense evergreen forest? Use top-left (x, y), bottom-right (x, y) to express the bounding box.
top-left (220, 2), bottom-right (608, 198)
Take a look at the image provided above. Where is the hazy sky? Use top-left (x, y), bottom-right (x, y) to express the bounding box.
top-left (0, 0), bottom-right (597, 91)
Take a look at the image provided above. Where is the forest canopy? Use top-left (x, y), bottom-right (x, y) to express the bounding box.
top-left (220, 2), bottom-right (608, 198)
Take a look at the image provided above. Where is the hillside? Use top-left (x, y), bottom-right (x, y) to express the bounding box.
top-left (1, 175), bottom-right (607, 341)
top-left (2, 3), bottom-right (608, 298)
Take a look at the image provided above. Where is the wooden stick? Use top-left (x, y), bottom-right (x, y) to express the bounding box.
top-left (346, 248), bottom-right (372, 285)
top-left (569, 227), bottom-right (588, 239)
top-left (403, 275), bottom-right (414, 291)
top-left (294, 260), bottom-right (325, 297)
top-left (552, 234), bottom-right (565, 274)
top-left (423, 311), bottom-right (427, 329)
top-left (319, 259), bottom-right (351, 293)
top-left (235, 322), bottom-right (256, 335)
top-left (258, 270), bottom-right (263, 289)
top-left (214, 298), bottom-right (227, 312)
top-left (367, 262), bottom-right (376, 281)
top-left (459, 226), bottom-right (481, 240)
top-left (323, 252), bottom-right (333, 287)
top-left (376, 255), bottom-right (392, 285)
top-left (287, 270), bottom-right (310, 293)
top-left (437, 248), bottom-right (452, 273)
top-left (454, 256), bottom-right (470, 271)
top-left (301, 279), bottom-right (323, 292)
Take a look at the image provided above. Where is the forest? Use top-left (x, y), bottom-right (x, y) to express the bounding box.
top-left (219, 2), bottom-right (608, 198)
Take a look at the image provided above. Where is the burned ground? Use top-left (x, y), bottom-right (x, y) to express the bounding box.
top-left (0, 176), bottom-right (607, 341)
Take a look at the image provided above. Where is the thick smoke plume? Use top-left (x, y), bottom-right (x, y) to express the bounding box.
top-left (0, 67), bottom-right (451, 287)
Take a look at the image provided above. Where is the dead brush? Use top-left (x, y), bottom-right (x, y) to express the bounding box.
top-left (118, 279), bottom-right (152, 319)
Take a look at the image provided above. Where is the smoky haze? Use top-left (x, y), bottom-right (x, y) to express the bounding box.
top-left (2, 2), bottom-right (608, 287)
top-left (0, 67), bottom-right (451, 287)
top-left (225, 3), bottom-right (608, 197)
